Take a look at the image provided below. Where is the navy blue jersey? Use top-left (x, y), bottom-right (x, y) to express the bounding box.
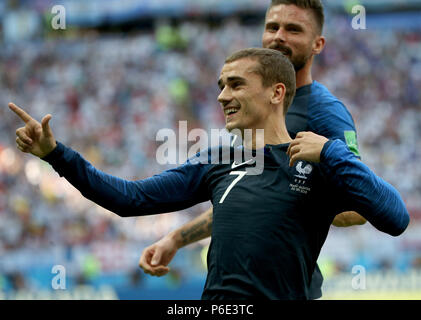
top-left (286, 81), bottom-right (361, 298)
top-left (43, 139), bottom-right (409, 299)
top-left (287, 81), bottom-right (360, 157)
top-left (232, 81), bottom-right (361, 298)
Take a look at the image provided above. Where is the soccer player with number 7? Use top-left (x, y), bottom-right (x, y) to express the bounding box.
top-left (140, 0), bottom-right (367, 300)
top-left (10, 47), bottom-right (409, 299)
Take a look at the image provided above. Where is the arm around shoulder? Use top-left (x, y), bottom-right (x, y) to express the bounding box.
top-left (321, 140), bottom-right (410, 236)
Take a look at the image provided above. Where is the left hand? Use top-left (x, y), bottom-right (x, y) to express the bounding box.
top-left (287, 131), bottom-right (329, 167)
top-left (138, 234), bottom-right (178, 277)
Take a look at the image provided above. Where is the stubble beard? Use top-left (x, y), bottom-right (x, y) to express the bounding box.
top-left (290, 53), bottom-right (311, 72)
top-left (267, 43), bottom-right (311, 72)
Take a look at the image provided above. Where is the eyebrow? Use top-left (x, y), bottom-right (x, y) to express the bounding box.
top-left (218, 76), bottom-right (246, 89)
top-left (265, 20), bottom-right (305, 31)
top-left (285, 22), bottom-right (304, 31)
top-left (265, 21), bottom-right (279, 29)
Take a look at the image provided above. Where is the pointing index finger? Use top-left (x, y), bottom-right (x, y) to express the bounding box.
top-left (9, 103), bottom-right (33, 123)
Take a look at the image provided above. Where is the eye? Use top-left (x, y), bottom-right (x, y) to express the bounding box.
top-left (266, 24), bottom-right (279, 32)
top-left (287, 26), bottom-right (301, 33)
top-left (231, 82), bottom-right (242, 89)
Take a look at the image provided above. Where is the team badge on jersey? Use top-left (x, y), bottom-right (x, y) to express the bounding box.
top-left (289, 161), bottom-right (313, 195)
top-left (294, 161), bottom-right (313, 179)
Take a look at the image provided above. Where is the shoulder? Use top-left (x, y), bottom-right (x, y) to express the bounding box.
top-left (308, 82), bottom-right (352, 116)
top-left (307, 82), bottom-right (357, 135)
top-left (306, 82), bottom-right (361, 157)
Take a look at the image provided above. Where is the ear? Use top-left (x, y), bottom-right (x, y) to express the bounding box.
top-left (271, 82), bottom-right (286, 105)
top-left (312, 35), bottom-right (325, 55)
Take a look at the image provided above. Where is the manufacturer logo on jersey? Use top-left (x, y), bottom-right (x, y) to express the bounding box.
top-left (294, 161), bottom-right (313, 179)
top-left (231, 159), bottom-right (255, 169)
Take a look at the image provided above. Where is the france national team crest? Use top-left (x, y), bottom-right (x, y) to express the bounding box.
top-left (289, 161), bottom-right (313, 194)
top-left (294, 161), bottom-right (313, 179)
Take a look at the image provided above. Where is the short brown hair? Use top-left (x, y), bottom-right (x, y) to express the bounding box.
top-left (225, 48), bottom-right (296, 113)
top-left (269, 0), bottom-right (324, 35)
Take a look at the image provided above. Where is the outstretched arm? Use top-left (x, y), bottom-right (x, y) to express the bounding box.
top-left (287, 131), bottom-right (409, 236)
top-left (10, 102), bottom-right (209, 217)
top-left (139, 207), bottom-right (213, 276)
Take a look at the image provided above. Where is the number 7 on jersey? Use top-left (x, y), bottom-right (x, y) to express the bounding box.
top-left (219, 171), bottom-right (247, 204)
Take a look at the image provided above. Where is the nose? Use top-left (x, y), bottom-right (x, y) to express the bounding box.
top-left (218, 87), bottom-right (231, 107)
top-left (274, 28), bottom-right (286, 43)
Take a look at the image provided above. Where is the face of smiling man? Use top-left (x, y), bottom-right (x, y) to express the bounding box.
top-left (262, 4), bottom-right (323, 72)
top-left (218, 58), bottom-right (275, 133)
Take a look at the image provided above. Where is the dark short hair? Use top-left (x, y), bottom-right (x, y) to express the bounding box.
top-left (225, 48), bottom-right (296, 113)
top-left (269, 0), bottom-right (325, 35)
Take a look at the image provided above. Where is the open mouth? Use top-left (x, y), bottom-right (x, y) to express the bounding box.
top-left (224, 108), bottom-right (240, 116)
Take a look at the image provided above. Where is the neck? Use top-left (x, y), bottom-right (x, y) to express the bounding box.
top-left (242, 118), bottom-right (292, 150)
top-left (295, 56), bottom-right (314, 89)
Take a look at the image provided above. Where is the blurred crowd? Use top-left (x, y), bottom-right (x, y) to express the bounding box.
top-left (0, 15), bottom-right (421, 293)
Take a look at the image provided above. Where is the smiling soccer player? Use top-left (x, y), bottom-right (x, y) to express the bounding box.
top-left (10, 48), bottom-right (409, 299)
